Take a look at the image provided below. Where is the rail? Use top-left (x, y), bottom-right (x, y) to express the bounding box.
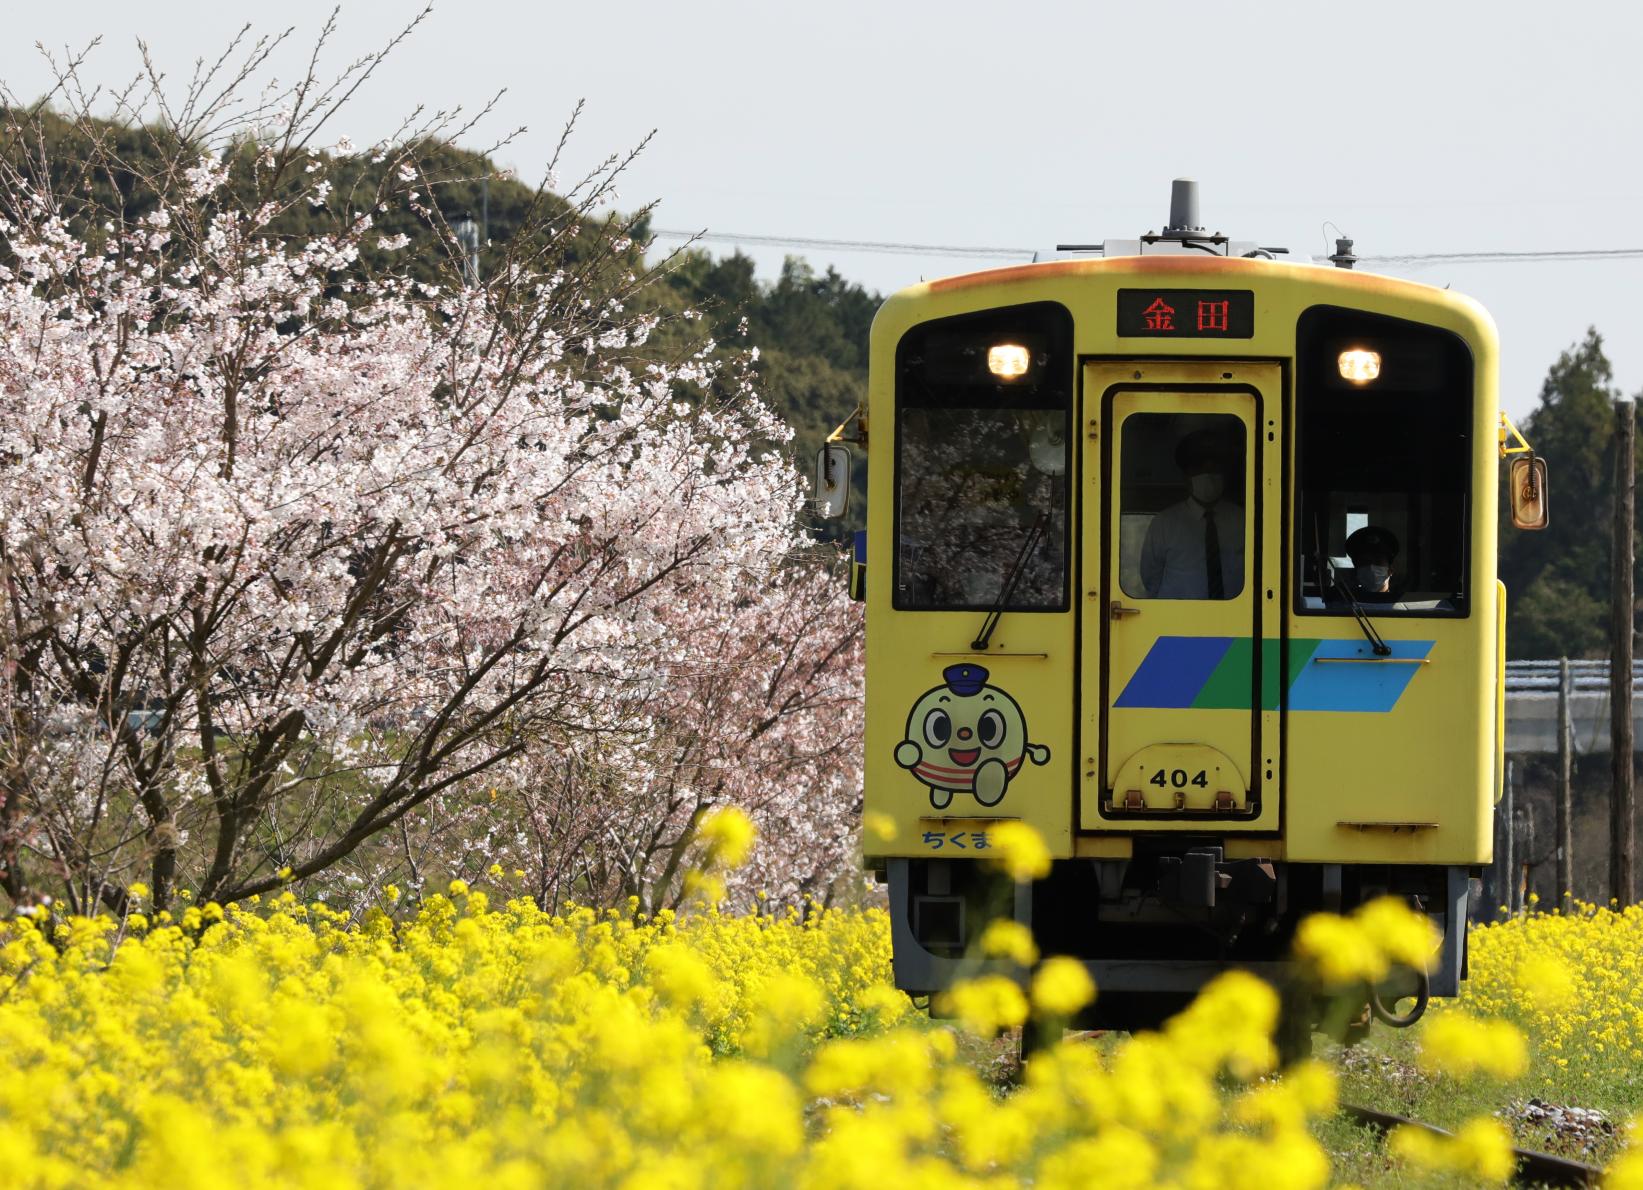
top-left (1339, 1101), bottom-right (1601, 1187)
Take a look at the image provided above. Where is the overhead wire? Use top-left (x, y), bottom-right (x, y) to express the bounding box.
top-left (648, 227), bottom-right (1643, 266)
top-left (648, 228), bottom-right (1034, 259)
top-left (1354, 247), bottom-right (1643, 265)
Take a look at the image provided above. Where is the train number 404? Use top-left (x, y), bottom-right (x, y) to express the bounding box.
top-left (1149, 768), bottom-right (1210, 790)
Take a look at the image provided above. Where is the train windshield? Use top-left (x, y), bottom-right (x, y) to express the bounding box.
top-left (1296, 307), bottom-right (1473, 616)
top-left (893, 303), bottom-right (1073, 612)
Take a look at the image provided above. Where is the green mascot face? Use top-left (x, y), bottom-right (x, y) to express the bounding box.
top-left (893, 664), bottom-right (1050, 811)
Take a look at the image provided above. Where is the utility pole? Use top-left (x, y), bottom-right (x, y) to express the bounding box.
top-left (454, 212), bottom-right (481, 287)
top-left (1612, 398), bottom-right (1636, 906)
top-left (1515, 790), bottom-right (1535, 912)
top-left (1557, 656), bottom-right (1573, 910)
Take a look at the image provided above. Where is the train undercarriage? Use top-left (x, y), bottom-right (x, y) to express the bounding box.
top-left (885, 842), bottom-right (1470, 1046)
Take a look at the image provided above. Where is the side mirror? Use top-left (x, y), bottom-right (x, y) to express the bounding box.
top-left (816, 445), bottom-right (851, 519)
top-left (1509, 455), bottom-right (1549, 530)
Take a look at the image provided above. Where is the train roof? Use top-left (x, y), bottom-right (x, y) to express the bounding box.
top-left (876, 253), bottom-right (1495, 345)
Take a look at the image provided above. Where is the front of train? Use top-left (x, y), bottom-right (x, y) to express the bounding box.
top-left (830, 181), bottom-right (1543, 1044)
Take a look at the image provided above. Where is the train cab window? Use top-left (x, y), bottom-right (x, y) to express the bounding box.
top-left (1118, 414), bottom-right (1247, 600)
top-left (894, 303), bottom-right (1073, 611)
top-left (1296, 307), bottom-right (1473, 616)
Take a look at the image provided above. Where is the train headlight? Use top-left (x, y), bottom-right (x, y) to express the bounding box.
top-left (1338, 348), bottom-right (1381, 383)
top-left (988, 343), bottom-right (1031, 379)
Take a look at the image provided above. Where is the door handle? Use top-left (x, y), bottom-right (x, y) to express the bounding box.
top-left (1109, 601), bottom-right (1141, 620)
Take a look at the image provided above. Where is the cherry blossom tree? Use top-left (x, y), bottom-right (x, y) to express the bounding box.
top-left (0, 20), bottom-right (864, 915)
top-left (474, 557), bottom-right (866, 914)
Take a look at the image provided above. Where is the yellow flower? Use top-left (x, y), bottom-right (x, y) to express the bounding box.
top-left (126, 881), bottom-right (150, 902)
top-left (1452, 1118), bottom-right (1516, 1184)
top-left (935, 974), bottom-right (1030, 1037)
top-left (1292, 914), bottom-right (1385, 986)
top-left (987, 821), bottom-right (1051, 882)
top-left (1031, 957), bottom-right (1095, 1018)
top-left (1036, 1128), bottom-right (1158, 1190)
top-left (1389, 1117), bottom-right (1513, 1184)
top-left (862, 811), bottom-right (897, 843)
top-left (1417, 1011), bottom-right (1528, 1080)
top-left (1514, 952), bottom-right (1576, 1012)
top-left (698, 805), bottom-right (757, 869)
top-left (1353, 896), bottom-right (1439, 970)
top-left (447, 879), bottom-right (470, 897)
top-left (1606, 1127), bottom-right (1643, 1190)
top-left (682, 870), bottom-right (727, 904)
top-left (978, 919), bottom-right (1038, 966)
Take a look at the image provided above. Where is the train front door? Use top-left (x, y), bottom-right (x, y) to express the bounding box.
top-left (1079, 362), bottom-right (1283, 832)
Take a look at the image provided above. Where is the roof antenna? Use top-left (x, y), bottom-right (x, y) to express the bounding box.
top-left (1328, 236), bottom-right (1358, 269)
top-left (1163, 178), bottom-right (1203, 239)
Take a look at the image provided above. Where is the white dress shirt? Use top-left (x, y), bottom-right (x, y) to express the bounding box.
top-left (1139, 497), bottom-right (1245, 599)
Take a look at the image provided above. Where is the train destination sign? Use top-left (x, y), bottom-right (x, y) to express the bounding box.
top-left (1117, 289), bottom-right (1254, 339)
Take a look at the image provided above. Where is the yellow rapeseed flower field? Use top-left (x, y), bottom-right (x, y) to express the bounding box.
top-left (7, 865), bottom-right (1643, 1187)
top-left (0, 879), bottom-right (1334, 1189)
top-left (1339, 900), bottom-right (1643, 1183)
top-left (1464, 899), bottom-right (1643, 1093)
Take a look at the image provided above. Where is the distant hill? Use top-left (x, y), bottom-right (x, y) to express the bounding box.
top-left (664, 250), bottom-right (875, 534)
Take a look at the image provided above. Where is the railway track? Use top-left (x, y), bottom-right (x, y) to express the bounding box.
top-left (1340, 1101), bottom-right (1602, 1188)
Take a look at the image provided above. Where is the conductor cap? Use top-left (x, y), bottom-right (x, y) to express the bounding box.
top-left (1174, 429), bottom-right (1232, 474)
top-left (1345, 525), bottom-right (1400, 563)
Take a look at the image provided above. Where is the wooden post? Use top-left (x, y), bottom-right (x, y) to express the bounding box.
top-left (1516, 789), bottom-right (1534, 911)
top-left (1497, 756), bottom-right (1516, 914)
top-left (1557, 657), bottom-right (1575, 908)
top-left (1558, 656), bottom-right (1573, 910)
top-left (1612, 398), bottom-right (1636, 906)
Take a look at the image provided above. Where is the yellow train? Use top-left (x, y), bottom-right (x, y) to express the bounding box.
top-left (818, 181), bottom-right (1548, 1045)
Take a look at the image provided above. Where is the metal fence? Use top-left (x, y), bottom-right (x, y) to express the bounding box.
top-left (1505, 659), bottom-right (1642, 754)
top-left (1494, 659), bottom-right (1637, 915)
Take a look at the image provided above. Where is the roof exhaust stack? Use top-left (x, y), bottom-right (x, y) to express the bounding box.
top-left (1163, 178), bottom-right (1203, 239)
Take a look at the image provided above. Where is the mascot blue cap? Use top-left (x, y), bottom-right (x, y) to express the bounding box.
top-left (942, 664), bottom-right (989, 697)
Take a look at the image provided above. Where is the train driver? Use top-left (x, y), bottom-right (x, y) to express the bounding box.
top-left (1344, 525), bottom-right (1402, 602)
top-left (1139, 429), bottom-right (1244, 600)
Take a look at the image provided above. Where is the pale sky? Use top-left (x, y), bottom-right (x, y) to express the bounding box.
top-left (7, 0), bottom-right (1642, 418)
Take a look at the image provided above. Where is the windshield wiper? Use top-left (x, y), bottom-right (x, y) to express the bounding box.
top-left (1310, 514), bottom-right (1390, 657)
top-left (971, 512), bottom-right (1050, 651)
top-left (1334, 573), bottom-right (1392, 657)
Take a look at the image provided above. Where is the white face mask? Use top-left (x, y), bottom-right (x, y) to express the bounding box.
top-left (1357, 564), bottom-right (1391, 591)
top-left (1189, 473), bottom-right (1224, 504)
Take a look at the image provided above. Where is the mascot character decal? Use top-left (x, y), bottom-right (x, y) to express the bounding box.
top-left (894, 664), bottom-right (1050, 810)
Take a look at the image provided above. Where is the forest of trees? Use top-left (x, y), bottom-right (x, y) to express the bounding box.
top-left (1498, 328), bottom-right (1639, 658)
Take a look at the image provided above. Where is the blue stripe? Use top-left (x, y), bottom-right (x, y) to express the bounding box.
top-left (1286, 639), bottom-right (1434, 712)
top-left (1114, 636), bottom-right (1234, 708)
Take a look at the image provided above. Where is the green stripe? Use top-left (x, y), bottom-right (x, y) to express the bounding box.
top-left (1192, 638), bottom-right (1252, 709)
top-left (1190, 638), bottom-right (1322, 710)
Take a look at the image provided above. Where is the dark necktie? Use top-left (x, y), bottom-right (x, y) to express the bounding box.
top-left (1204, 507), bottom-right (1224, 599)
